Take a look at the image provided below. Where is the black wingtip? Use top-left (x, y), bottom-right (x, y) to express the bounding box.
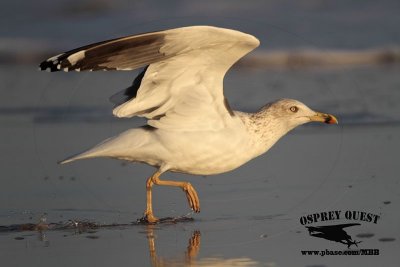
top-left (39, 56), bottom-right (63, 72)
top-left (39, 60), bottom-right (59, 72)
top-left (39, 53), bottom-right (67, 72)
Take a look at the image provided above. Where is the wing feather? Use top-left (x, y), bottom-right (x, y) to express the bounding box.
top-left (40, 26), bottom-right (260, 131)
top-left (39, 32), bottom-right (166, 72)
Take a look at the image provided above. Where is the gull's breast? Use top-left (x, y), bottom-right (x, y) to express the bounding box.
top-left (155, 128), bottom-right (257, 175)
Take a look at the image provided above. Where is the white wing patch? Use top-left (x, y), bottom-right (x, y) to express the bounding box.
top-left (67, 50), bottom-right (85, 65)
top-left (111, 27), bottom-right (259, 131)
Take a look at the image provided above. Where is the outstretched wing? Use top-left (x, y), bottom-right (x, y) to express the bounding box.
top-left (40, 26), bottom-right (260, 131)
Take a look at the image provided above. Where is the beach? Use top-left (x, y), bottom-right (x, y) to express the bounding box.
top-left (1, 63), bottom-right (399, 266)
top-left (1, 1), bottom-right (400, 266)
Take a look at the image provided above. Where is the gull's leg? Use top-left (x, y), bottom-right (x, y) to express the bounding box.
top-left (152, 171), bottom-right (200, 213)
top-left (143, 173), bottom-right (159, 223)
top-left (143, 171), bottom-right (200, 223)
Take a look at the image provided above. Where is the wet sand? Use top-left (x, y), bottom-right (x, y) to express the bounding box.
top-left (1, 2), bottom-right (400, 265)
top-left (1, 63), bottom-right (399, 266)
top-left (1, 125), bottom-right (399, 266)
top-left (1, 0), bottom-right (400, 264)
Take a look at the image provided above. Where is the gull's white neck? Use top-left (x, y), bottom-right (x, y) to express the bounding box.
top-left (235, 109), bottom-right (294, 157)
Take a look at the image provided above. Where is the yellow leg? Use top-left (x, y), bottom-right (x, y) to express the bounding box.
top-left (143, 171), bottom-right (200, 223)
top-left (144, 175), bottom-right (159, 223)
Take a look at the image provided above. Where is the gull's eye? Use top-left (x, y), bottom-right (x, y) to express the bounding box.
top-left (289, 106), bottom-right (299, 113)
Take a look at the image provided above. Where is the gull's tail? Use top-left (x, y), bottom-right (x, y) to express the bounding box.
top-left (58, 137), bottom-right (114, 164)
top-left (58, 150), bottom-right (100, 164)
top-left (58, 127), bottom-right (152, 165)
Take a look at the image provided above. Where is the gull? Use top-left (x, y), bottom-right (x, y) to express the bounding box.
top-left (39, 26), bottom-right (338, 223)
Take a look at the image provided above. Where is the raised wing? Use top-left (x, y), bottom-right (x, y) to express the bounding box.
top-left (39, 26), bottom-right (260, 131)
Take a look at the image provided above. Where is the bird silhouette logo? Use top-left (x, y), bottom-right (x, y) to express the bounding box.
top-left (306, 223), bottom-right (362, 248)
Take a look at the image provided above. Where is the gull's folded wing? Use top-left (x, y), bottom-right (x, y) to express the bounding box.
top-left (40, 26), bottom-right (260, 131)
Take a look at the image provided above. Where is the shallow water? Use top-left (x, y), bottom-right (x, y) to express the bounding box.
top-left (1, 1), bottom-right (400, 265)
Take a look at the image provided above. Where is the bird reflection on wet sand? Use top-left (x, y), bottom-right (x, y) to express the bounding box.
top-left (145, 225), bottom-right (201, 267)
top-left (2, 218), bottom-right (260, 266)
top-left (2, 219), bottom-right (200, 266)
top-left (144, 225), bottom-right (259, 267)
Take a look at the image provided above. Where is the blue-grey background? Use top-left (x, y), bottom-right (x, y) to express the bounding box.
top-left (1, 1), bottom-right (399, 266)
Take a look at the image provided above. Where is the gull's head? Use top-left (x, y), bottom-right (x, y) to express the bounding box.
top-left (260, 98), bottom-right (338, 130)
